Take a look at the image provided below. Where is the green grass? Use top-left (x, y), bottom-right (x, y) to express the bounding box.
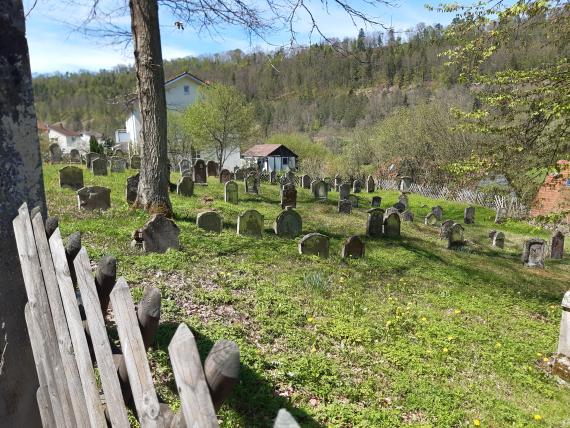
top-left (44, 164), bottom-right (570, 427)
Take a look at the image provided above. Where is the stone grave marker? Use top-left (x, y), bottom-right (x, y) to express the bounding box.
top-left (440, 219), bottom-right (454, 239)
top-left (207, 160), bottom-right (219, 177)
top-left (338, 199), bottom-right (352, 214)
top-left (269, 171), bottom-right (277, 184)
top-left (352, 179), bottom-right (362, 194)
top-left (245, 173), bottom-right (259, 194)
top-left (110, 157), bottom-right (126, 173)
top-left (225, 181), bottom-right (239, 204)
top-left (495, 207), bottom-right (508, 224)
top-left (492, 231), bottom-right (505, 248)
top-left (385, 207), bottom-right (399, 217)
top-left (447, 223), bottom-right (465, 249)
top-left (219, 168), bottom-right (232, 184)
top-left (91, 157), bottom-right (108, 176)
top-left (371, 196), bottom-right (381, 207)
top-left (59, 166), bottom-right (84, 190)
top-left (399, 176), bottom-right (412, 192)
top-left (85, 152), bottom-right (99, 168)
top-left (234, 168), bottom-right (244, 180)
top-left (300, 174), bottom-right (311, 189)
top-left (384, 212), bottom-right (401, 237)
top-left (342, 235), bottom-right (365, 259)
top-left (130, 155), bottom-right (141, 169)
top-left (179, 159), bottom-right (191, 173)
top-left (398, 193), bottom-right (409, 210)
top-left (298, 233), bottom-right (329, 258)
top-left (489, 230), bottom-right (497, 239)
top-left (196, 211), bottom-right (223, 233)
top-left (281, 184), bottom-right (297, 209)
top-left (237, 209), bottom-right (263, 238)
top-left (339, 183), bottom-right (350, 200)
top-left (402, 210), bottom-right (414, 222)
top-left (366, 176), bottom-right (375, 193)
top-left (133, 214), bottom-right (180, 253)
top-left (69, 149), bottom-right (81, 163)
top-left (274, 206), bottom-right (302, 238)
top-left (77, 186), bottom-right (111, 211)
top-left (348, 194), bottom-right (359, 208)
top-left (431, 206), bottom-right (443, 221)
top-left (126, 173), bottom-right (139, 204)
top-left (424, 213), bottom-right (438, 226)
top-left (49, 143), bottom-right (62, 163)
top-left (551, 231), bottom-right (565, 259)
top-left (393, 202), bottom-right (406, 213)
top-left (193, 159), bottom-right (207, 184)
top-left (334, 174), bottom-right (342, 191)
top-left (177, 176), bottom-right (194, 196)
top-left (366, 208), bottom-right (384, 238)
top-left (312, 180), bottom-right (328, 200)
top-left (522, 238), bottom-right (546, 268)
top-left (464, 206), bottom-right (475, 224)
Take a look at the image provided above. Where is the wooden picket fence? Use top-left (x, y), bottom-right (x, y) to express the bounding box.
top-left (13, 203), bottom-right (264, 427)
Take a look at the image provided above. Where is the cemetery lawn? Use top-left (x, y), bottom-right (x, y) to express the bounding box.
top-left (44, 165), bottom-right (570, 427)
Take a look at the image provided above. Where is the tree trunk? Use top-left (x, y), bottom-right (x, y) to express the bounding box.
top-left (0, 1), bottom-right (45, 425)
top-left (130, 0), bottom-right (172, 216)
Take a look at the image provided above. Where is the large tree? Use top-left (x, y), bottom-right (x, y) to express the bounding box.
top-left (0, 0), bottom-right (46, 425)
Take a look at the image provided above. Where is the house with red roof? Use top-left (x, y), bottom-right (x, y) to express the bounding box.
top-left (242, 144), bottom-right (298, 172)
top-left (47, 123), bottom-right (84, 153)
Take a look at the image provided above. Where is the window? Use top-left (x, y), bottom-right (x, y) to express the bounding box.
top-left (282, 157), bottom-right (288, 165)
top-left (184, 85), bottom-right (190, 94)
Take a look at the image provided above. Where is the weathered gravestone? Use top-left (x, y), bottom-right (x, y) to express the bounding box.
top-left (393, 202), bottom-right (406, 213)
top-left (399, 176), bottom-right (412, 192)
top-left (553, 291), bottom-right (570, 382)
top-left (312, 180), bottom-right (328, 200)
top-left (110, 157), bottom-right (126, 173)
top-left (130, 155), bottom-right (141, 169)
top-left (281, 184), bottom-right (297, 209)
top-left (196, 211), bottom-right (223, 233)
top-left (193, 159), bottom-right (207, 184)
top-left (493, 231), bottom-right (505, 248)
top-left (398, 193), bottom-right (409, 210)
top-left (384, 212), bottom-right (401, 237)
top-left (333, 174), bottom-right (342, 191)
top-left (85, 152), bottom-right (99, 168)
top-left (402, 210), bottom-right (414, 222)
top-left (274, 206), bottom-right (302, 238)
top-left (245, 173), bottom-right (259, 194)
top-left (77, 186), bottom-right (111, 211)
top-left (551, 231), bottom-right (565, 259)
top-left (237, 209), bottom-right (264, 238)
top-left (366, 176), bottom-right (375, 193)
top-left (522, 238), bottom-right (546, 268)
top-left (447, 223), bottom-right (465, 249)
top-left (269, 170), bottom-right (277, 184)
top-left (431, 206), bottom-right (443, 221)
top-left (179, 159), bottom-right (191, 173)
top-left (177, 176), bottom-right (194, 196)
top-left (298, 233), bottom-right (329, 258)
top-left (352, 180), bottom-right (362, 194)
top-left (69, 149), bottom-right (81, 163)
top-left (366, 208), bottom-right (384, 238)
top-left (337, 183), bottom-right (350, 200)
top-left (91, 157), bottom-right (108, 176)
top-left (49, 143), bottom-right (62, 163)
top-left (341, 235), bottom-right (365, 259)
top-left (425, 213), bottom-right (438, 226)
top-left (234, 168), bottom-right (244, 180)
top-left (59, 166), bottom-right (84, 190)
top-left (440, 219), bottom-right (454, 239)
top-left (348, 194), bottom-right (359, 208)
top-left (132, 214), bottom-right (180, 253)
top-left (300, 174), bottom-right (311, 189)
top-left (338, 199), bottom-right (352, 214)
top-left (464, 206), bottom-right (475, 224)
top-left (371, 196), bottom-right (382, 207)
top-left (495, 207), bottom-right (508, 224)
top-left (126, 173), bottom-right (139, 204)
top-left (218, 168), bottom-right (231, 184)
top-left (207, 160), bottom-right (219, 177)
top-left (385, 207), bottom-right (399, 217)
top-left (225, 180), bottom-right (239, 204)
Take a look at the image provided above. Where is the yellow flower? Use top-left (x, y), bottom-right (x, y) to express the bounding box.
top-left (454, 309), bottom-right (461, 315)
top-left (543, 357), bottom-right (549, 363)
top-left (385, 320), bottom-right (392, 327)
top-left (537, 352), bottom-right (542, 357)
top-left (443, 347), bottom-right (449, 353)
top-left (447, 335), bottom-right (454, 341)
top-left (421, 316), bottom-right (427, 322)
top-left (533, 414), bottom-right (542, 421)
top-left (307, 317), bottom-right (314, 323)
top-left (473, 419), bottom-right (481, 426)
top-left (495, 342), bottom-right (502, 348)
top-left (550, 305), bottom-right (555, 309)
top-left (311, 345), bottom-right (316, 353)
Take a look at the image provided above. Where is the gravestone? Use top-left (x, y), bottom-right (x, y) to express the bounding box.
top-left (366, 208), bottom-right (384, 238)
top-left (114, 149), bottom-right (124, 157)
top-left (207, 160), bottom-right (219, 177)
top-left (179, 159), bottom-right (191, 173)
top-left (237, 209), bottom-right (263, 238)
top-left (338, 199), bottom-right (352, 214)
top-left (522, 238), bottom-right (546, 268)
top-left (352, 180), bottom-right (362, 194)
top-left (110, 157), bottom-right (126, 173)
top-left (77, 186), bottom-right (111, 211)
top-left (196, 211), bottom-right (223, 233)
top-left (493, 231), bottom-right (505, 248)
top-left (366, 176), bottom-right (375, 193)
top-left (431, 206), bottom-right (443, 221)
top-left (134, 214), bottom-right (180, 253)
top-left (323, 177), bottom-right (332, 191)
top-left (126, 173), bottom-right (139, 204)
top-left (440, 219), bottom-right (454, 239)
top-left (300, 174), bottom-right (311, 189)
top-left (312, 180), bottom-right (328, 200)
top-left (447, 223), bottom-right (465, 249)
top-left (193, 159), bottom-right (207, 184)
top-left (59, 166), bottom-right (84, 190)
top-left (393, 202), bottom-right (406, 213)
top-left (551, 231), bottom-right (565, 259)
top-left (130, 155), bottom-right (141, 169)
top-left (385, 207), bottom-right (399, 217)
top-left (402, 210), bottom-right (414, 222)
top-left (464, 206), bottom-right (475, 224)
top-left (219, 168), bottom-right (232, 184)
top-left (181, 169), bottom-right (192, 177)
top-left (69, 149), bottom-right (81, 163)
top-left (425, 213), bottom-right (438, 226)
top-left (274, 206), bottom-right (302, 238)
top-left (49, 143), bottom-right (62, 163)
top-left (398, 193), bottom-right (409, 210)
top-left (339, 183), bottom-right (351, 200)
top-left (348, 194), bottom-right (359, 208)
top-left (285, 171), bottom-right (296, 184)
top-left (225, 181), bottom-right (239, 204)
top-left (245, 173), bottom-right (259, 194)
top-left (91, 158), bottom-right (108, 176)
top-left (489, 230), bottom-right (497, 239)
top-left (298, 233), bottom-right (329, 258)
top-left (334, 174), bottom-right (342, 191)
top-left (553, 291), bottom-right (570, 381)
top-left (342, 235), bottom-right (365, 259)
top-left (269, 171), bottom-right (277, 184)
top-left (384, 212), bottom-right (401, 237)
top-left (371, 196), bottom-right (382, 207)
top-left (399, 176), bottom-right (412, 192)
top-left (234, 168), bottom-right (244, 180)
top-left (495, 207), bottom-right (508, 224)
top-left (85, 152), bottom-right (99, 168)
top-left (281, 184), bottom-right (297, 209)
top-left (177, 176), bottom-right (194, 196)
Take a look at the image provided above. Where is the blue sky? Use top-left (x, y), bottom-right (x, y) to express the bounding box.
top-left (24, 0), bottom-right (457, 74)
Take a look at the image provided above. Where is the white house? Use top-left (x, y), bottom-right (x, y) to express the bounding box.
top-left (123, 71), bottom-right (242, 170)
top-left (242, 144), bottom-right (299, 172)
top-left (48, 124), bottom-right (84, 153)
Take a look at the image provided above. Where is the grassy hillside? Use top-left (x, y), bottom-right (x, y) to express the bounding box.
top-left (44, 164), bottom-right (570, 427)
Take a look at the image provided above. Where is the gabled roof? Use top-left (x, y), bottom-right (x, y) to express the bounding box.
top-left (48, 124), bottom-right (80, 137)
top-left (164, 71), bottom-right (207, 88)
top-left (242, 144), bottom-right (298, 158)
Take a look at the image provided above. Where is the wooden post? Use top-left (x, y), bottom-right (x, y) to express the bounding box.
top-left (204, 340), bottom-right (240, 411)
top-left (45, 216), bottom-right (59, 238)
top-left (94, 255), bottom-right (117, 316)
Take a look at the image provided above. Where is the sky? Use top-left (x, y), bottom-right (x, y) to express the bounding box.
top-left (24, 0), bottom-right (458, 74)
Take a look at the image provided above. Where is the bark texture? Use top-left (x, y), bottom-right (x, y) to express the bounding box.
top-left (0, 1), bottom-right (45, 425)
top-left (130, 0), bottom-right (173, 216)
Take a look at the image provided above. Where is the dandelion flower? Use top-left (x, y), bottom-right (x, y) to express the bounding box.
top-left (533, 414), bottom-right (542, 421)
top-left (447, 335), bottom-right (454, 341)
top-left (311, 345), bottom-right (316, 353)
top-left (495, 342), bottom-right (502, 348)
top-left (307, 317), bottom-right (314, 323)
top-left (443, 347), bottom-right (449, 353)
top-left (421, 316), bottom-right (427, 322)
top-left (473, 419), bottom-right (481, 426)
top-left (454, 309), bottom-right (461, 315)
top-left (537, 352), bottom-right (542, 357)
top-left (543, 357), bottom-right (549, 363)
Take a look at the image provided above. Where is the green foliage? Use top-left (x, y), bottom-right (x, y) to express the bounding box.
top-left (89, 135), bottom-right (104, 154)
